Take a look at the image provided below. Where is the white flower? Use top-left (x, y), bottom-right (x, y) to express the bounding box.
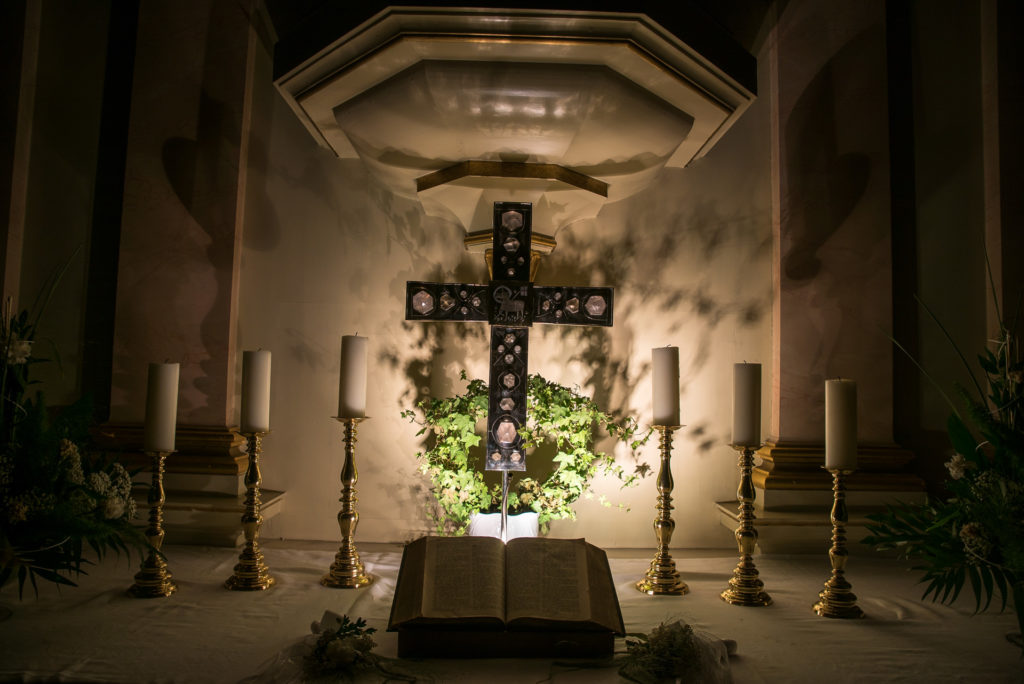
top-left (325, 639), bottom-right (357, 665)
top-left (110, 463), bottom-right (133, 498)
top-left (69, 489), bottom-right (96, 514)
top-left (102, 496), bottom-right (125, 520)
top-left (61, 439), bottom-right (85, 485)
top-left (945, 453), bottom-right (968, 480)
top-left (6, 339), bottom-right (32, 364)
top-left (88, 471), bottom-right (111, 495)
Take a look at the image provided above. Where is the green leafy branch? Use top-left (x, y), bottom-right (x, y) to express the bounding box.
top-left (402, 371), bottom-right (651, 535)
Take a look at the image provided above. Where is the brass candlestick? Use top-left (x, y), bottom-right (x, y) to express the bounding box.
top-left (636, 425), bottom-right (688, 596)
top-left (321, 417), bottom-right (374, 589)
top-left (225, 431), bottom-right (275, 591)
top-left (813, 468), bottom-right (865, 618)
top-left (128, 451), bottom-right (177, 598)
top-left (721, 445), bottom-right (772, 606)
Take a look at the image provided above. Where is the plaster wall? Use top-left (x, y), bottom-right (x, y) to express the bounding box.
top-left (238, 43), bottom-right (772, 547)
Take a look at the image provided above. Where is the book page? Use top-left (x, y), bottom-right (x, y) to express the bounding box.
top-left (421, 536), bottom-right (506, 620)
top-left (504, 537), bottom-right (589, 624)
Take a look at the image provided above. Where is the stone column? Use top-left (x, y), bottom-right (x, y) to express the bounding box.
top-left (756, 0), bottom-right (921, 509)
top-left (99, 0), bottom-right (281, 543)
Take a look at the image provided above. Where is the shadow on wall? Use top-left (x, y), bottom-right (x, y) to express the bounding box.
top-left (378, 179), bottom-right (771, 485)
top-left (782, 26), bottom-right (883, 282)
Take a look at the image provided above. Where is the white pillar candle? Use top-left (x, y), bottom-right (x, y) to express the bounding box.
top-left (733, 363), bottom-right (762, 447)
top-left (825, 378), bottom-right (858, 470)
top-left (143, 362), bottom-right (179, 453)
top-left (652, 346), bottom-right (680, 426)
top-left (338, 335), bottom-right (367, 418)
top-left (240, 350), bottom-right (271, 433)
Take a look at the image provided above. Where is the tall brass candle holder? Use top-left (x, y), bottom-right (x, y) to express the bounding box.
top-left (322, 417), bottom-right (374, 589)
top-left (813, 468), bottom-right (864, 618)
top-left (128, 451), bottom-right (177, 598)
top-left (225, 431), bottom-right (275, 591)
top-left (721, 445), bottom-right (772, 606)
top-left (636, 425), bottom-right (688, 596)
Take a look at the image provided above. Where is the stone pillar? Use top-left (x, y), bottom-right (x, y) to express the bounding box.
top-left (756, 0), bottom-right (922, 509)
top-left (1, 0), bottom-right (40, 305)
top-left (98, 0), bottom-right (282, 543)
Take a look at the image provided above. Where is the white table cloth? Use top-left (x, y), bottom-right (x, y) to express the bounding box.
top-left (0, 541), bottom-right (1020, 682)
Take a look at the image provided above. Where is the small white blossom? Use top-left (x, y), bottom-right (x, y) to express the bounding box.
top-left (110, 463), bottom-right (132, 499)
top-left (88, 471), bottom-right (112, 496)
top-left (6, 339), bottom-right (32, 364)
top-left (102, 496), bottom-right (126, 520)
top-left (61, 439), bottom-right (85, 485)
top-left (325, 639), bottom-right (357, 665)
top-left (945, 453), bottom-right (968, 480)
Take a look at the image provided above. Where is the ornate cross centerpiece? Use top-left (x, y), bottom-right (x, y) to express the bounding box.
top-left (406, 202), bottom-right (613, 531)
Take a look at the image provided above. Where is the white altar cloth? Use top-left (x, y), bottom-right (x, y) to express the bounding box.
top-left (0, 541), bottom-right (1020, 683)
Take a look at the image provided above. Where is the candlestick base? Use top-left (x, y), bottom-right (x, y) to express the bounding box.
top-left (635, 555), bottom-right (689, 596)
top-left (321, 546), bottom-right (375, 589)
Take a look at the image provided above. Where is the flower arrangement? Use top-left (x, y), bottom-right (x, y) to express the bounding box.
top-left (0, 292), bottom-right (143, 597)
top-left (864, 300), bottom-right (1023, 641)
top-left (402, 371), bottom-right (651, 535)
top-left (305, 612), bottom-right (416, 681)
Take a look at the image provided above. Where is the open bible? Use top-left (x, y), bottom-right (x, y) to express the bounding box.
top-left (388, 535), bottom-right (624, 658)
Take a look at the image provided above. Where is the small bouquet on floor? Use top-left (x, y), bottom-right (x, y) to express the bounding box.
top-left (305, 612), bottom-right (418, 682)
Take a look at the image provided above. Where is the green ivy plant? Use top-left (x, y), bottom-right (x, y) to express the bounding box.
top-left (402, 371), bottom-right (651, 535)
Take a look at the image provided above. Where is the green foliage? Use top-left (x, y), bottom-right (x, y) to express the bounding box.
top-left (1, 278), bottom-right (145, 598)
top-left (864, 307), bottom-right (1023, 639)
top-left (402, 371), bottom-right (651, 535)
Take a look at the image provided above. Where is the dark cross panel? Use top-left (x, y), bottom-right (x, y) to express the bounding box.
top-left (406, 202), bottom-right (613, 471)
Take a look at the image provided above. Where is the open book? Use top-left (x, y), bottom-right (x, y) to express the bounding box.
top-left (388, 536), bottom-right (624, 657)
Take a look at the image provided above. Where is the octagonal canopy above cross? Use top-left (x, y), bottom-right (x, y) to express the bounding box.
top-left (406, 202), bottom-right (613, 471)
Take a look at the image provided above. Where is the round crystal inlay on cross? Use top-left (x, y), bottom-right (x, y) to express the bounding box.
top-left (502, 211), bottom-right (523, 231)
top-left (565, 297), bottom-right (580, 314)
top-left (491, 452), bottom-right (501, 462)
top-left (504, 333), bottom-right (515, 345)
top-left (514, 345), bottom-right (521, 354)
top-left (460, 306), bottom-right (468, 314)
top-left (502, 373), bottom-right (516, 388)
top-left (555, 310), bottom-right (563, 319)
top-left (503, 237), bottom-right (520, 253)
top-left (541, 300), bottom-right (551, 312)
top-left (495, 420), bottom-right (517, 445)
top-left (504, 354), bottom-right (514, 364)
top-left (510, 451), bottom-right (522, 463)
top-left (553, 292), bottom-right (562, 301)
top-left (440, 292), bottom-right (456, 311)
top-left (471, 296), bottom-right (482, 307)
top-left (412, 290), bottom-right (434, 314)
top-left (497, 345), bottom-right (505, 354)
top-left (507, 268), bottom-right (516, 277)
top-left (500, 398), bottom-right (515, 411)
top-left (460, 290), bottom-right (468, 299)
top-left (585, 295), bottom-right (607, 317)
